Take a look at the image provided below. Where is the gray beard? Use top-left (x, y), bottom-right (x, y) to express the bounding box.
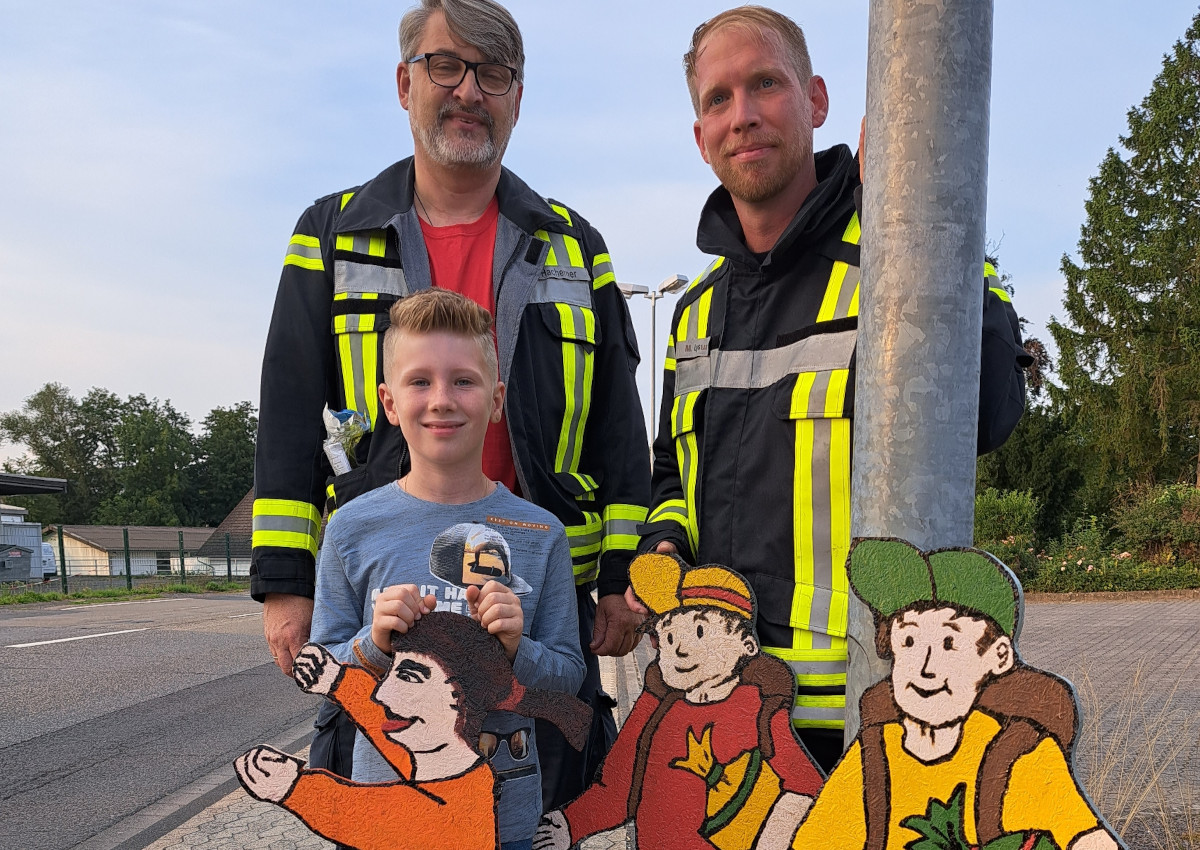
top-left (415, 102), bottom-right (506, 169)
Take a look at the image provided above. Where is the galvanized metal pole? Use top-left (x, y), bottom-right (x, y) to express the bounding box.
top-left (846, 0), bottom-right (993, 744)
top-left (225, 532), bottom-right (233, 583)
top-left (123, 527), bottom-right (133, 591)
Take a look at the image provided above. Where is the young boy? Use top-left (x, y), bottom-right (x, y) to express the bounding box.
top-left (791, 539), bottom-right (1122, 850)
top-left (311, 288), bottom-right (585, 850)
top-left (536, 553), bottom-right (823, 850)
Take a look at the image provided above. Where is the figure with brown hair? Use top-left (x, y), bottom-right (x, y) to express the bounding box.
top-left (790, 539), bottom-right (1123, 850)
top-left (236, 612), bottom-right (591, 850)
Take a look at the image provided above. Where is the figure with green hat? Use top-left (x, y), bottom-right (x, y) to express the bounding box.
top-left (790, 538), bottom-right (1124, 850)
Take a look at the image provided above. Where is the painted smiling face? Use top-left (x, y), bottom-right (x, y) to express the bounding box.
top-left (372, 651), bottom-right (464, 755)
top-left (656, 608), bottom-right (757, 696)
top-left (889, 607), bottom-right (1013, 728)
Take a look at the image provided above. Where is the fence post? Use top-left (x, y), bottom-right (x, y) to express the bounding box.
top-left (225, 533), bottom-right (233, 583)
top-left (178, 530), bottom-right (186, 585)
top-left (123, 528), bottom-right (133, 590)
top-left (57, 525), bottom-right (68, 594)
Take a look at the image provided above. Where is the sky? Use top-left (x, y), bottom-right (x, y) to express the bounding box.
top-left (1, 0), bottom-right (1198, 463)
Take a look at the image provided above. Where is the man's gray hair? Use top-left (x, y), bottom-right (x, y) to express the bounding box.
top-left (400, 0), bottom-right (525, 83)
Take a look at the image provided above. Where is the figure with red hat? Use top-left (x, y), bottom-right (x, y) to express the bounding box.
top-left (535, 554), bottom-right (823, 850)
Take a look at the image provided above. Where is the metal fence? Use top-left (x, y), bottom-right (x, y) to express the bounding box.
top-left (14, 529), bottom-right (256, 596)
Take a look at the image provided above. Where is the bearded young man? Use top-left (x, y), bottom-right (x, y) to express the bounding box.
top-left (252, 0), bottom-right (649, 808)
top-left (636, 6), bottom-right (1030, 773)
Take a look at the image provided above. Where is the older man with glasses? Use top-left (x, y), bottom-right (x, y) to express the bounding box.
top-left (251, 0), bottom-right (649, 819)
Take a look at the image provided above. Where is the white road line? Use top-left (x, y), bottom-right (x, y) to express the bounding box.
top-left (54, 599), bottom-right (185, 610)
top-left (7, 628), bottom-right (150, 648)
top-left (228, 612), bottom-right (261, 619)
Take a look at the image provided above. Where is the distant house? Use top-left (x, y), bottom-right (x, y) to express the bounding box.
top-left (195, 490), bottom-right (254, 578)
top-left (43, 526), bottom-right (216, 576)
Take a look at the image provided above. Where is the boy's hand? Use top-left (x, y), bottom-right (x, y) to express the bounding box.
top-left (235, 745), bottom-right (303, 803)
top-left (371, 584), bottom-right (437, 654)
top-left (292, 643), bottom-right (341, 696)
top-left (466, 581), bottom-right (523, 661)
top-left (533, 810), bottom-right (571, 850)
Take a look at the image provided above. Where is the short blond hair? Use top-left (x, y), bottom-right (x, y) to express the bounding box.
top-left (382, 289), bottom-right (497, 383)
top-left (684, 5), bottom-right (813, 117)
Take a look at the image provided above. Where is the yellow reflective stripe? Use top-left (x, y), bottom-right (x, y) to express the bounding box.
top-left (818, 261), bottom-right (851, 323)
top-left (848, 282), bottom-right (860, 317)
top-left (566, 512), bottom-right (602, 583)
top-left (562, 234), bottom-right (585, 269)
top-left (591, 252), bottom-right (615, 289)
top-left (602, 504), bottom-right (647, 552)
top-left (361, 331), bottom-right (379, 430)
top-left (553, 304), bottom-right (593, 475)
top-left (679, 431), bottom-right (701, 556)
top-left (664, 332), bottom-right (677, 372)
top-left (648, 498), bottom-right (688, 526)
top-left (284, 234), bottom-right (324, 271)
top-left (549, 203), bottom-right (573, 227)
top-left (983, 261), bottom-right (998, 279)
top-left (368, 233), bottom-right (386, 257)
top-left (336, 234), bottom-right (354, 252)
top-left (688, 256), bottom-right (726, 293)
top-left (252, 499), bottom-right (321, 556)
top-left (792, 375), bottom-right (816, 632)
top-left (842, 211), bottom-right (861, 244)
top-left (989, 286), bottom-right (1012, 303)
top-left (338, 332), bottom-right (359, 414)
top-left (696, 286), bottom-right (714, 337)
top-left (340, 192), bottom-right (355, 211)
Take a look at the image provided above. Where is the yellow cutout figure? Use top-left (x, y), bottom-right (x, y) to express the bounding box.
top-left (791, 540), bottom-right (1125, 850)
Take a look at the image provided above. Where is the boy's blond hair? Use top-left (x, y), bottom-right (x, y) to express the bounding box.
top-left (683, 5), bottom-right (813, 117)
top-left (382, 289), bottom-right (498, 383)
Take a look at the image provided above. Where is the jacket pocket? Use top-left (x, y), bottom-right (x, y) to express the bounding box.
top-left (538, 303), bottom-right (598, 476)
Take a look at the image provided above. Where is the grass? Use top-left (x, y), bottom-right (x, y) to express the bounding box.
top-left (1073, 662), bottom-right (1200, 848)
top-left (0, 579), bottom-right (250, 605)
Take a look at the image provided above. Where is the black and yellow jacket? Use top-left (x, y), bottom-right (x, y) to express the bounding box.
top-left (638, 145), bottom-right (1029, 731)
top-left (252, 159), bottom-right (649, 602)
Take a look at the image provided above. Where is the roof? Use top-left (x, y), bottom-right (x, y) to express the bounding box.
top-left (0, 473), bottom-right (68, 497)
top-left (196, 489), bottom-right (254, 558)
top-left (47, 525), bottom-right (216, 552)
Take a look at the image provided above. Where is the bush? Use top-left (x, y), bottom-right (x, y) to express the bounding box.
top-left (1028, 516), bottom-right (1200, 592)
top-left (1110, 484), bottom-right (1200, 565)
top-left (974, 488), bottom-right (1040, 581)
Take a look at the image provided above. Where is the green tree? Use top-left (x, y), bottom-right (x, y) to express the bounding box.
top-left (0, 383), bottom-right (121, 524)
top-left (95, 395), bottom-right (196, 526)
top-left (1050, 12), bottom-right (1200, 491)
top-left (193, 402), bottom-right (257, 526)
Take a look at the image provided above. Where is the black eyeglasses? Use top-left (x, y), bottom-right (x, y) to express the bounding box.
top-left (408, 53), bottom-right (518, 96)
top-left (478, 728), bottom-right (530, 760)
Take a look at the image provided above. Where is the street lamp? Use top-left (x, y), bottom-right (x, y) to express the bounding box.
top-left (617, 274), bottom-right (690, 437)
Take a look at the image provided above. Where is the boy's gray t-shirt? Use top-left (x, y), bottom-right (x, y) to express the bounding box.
top-left (311, 481), bottom-right (585, 842)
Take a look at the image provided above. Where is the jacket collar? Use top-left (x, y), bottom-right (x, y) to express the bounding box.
top-left (696, 144), bottom-right (858, 268)
top-left (335, 157), bottom-right (568, 235)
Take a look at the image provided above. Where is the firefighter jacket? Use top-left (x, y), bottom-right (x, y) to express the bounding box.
top-left (252, 159), bottom-right (650, 602)
top-left (638, 145), bottom-right (1030, 732)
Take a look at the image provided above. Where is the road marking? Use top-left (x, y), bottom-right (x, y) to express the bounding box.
top-left (229, 612), bottom-right (261, 619)
top-left (7, 628), bottom-right (150, 648)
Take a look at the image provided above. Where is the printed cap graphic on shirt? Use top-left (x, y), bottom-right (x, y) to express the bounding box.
top-left (429, 522), bottom-right (532, 595)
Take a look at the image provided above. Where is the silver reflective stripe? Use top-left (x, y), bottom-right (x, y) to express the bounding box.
top-left (674, 328), bottom-right (857, 395)
top-left (835, 264), bottom-right (860, 319)
top-left (592, 258), bottom-right (614, 280)
top-left (603, 518), bottom-right (641, 538)
top-left (561, 304), bottom-right (591, 466)
top-left (252, 514), bottom-right (320, 537)
top-left (569, 526), bottom-right (603, 549)
top-left (338, 314), bottom-right (375, 333)
top-left (779, 657), bottom-right (848, 679)
top-left (287, 242), bottom-right (321, 261)
top-left (531, 277), bottom-right (591, 306)
top-left (334, 261), bottom-right (408, 297)
top-left (810, 421), bottom-right (834, 615)
top-left (349, 331), bottom-right (367, 414)
top-left (791, 704), bottom-right (846, 723)
top-left (545, 231), bottom-right (578, 268)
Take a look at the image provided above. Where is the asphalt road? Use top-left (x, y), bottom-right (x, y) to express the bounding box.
top-left (0, 592), bottom-right (323, 850)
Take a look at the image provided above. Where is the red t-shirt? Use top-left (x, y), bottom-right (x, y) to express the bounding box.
top-left (419, 198), bottom-right (518, 494)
